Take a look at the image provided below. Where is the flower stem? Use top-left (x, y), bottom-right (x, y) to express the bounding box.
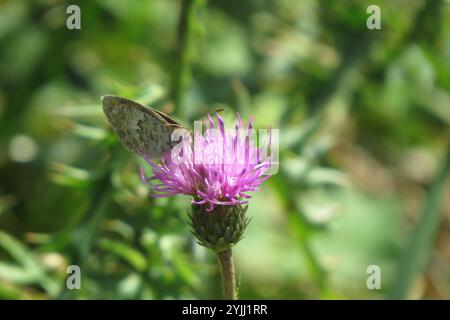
top-left (172, 0), bottom-right (197, 116)
top-left (217, 249), bottom-right (237, 300)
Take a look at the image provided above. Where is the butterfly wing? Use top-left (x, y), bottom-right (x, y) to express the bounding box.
top-left (151, 107), bottom-right (183, 127)
top-left (102, 95), bottom-right (182, 159)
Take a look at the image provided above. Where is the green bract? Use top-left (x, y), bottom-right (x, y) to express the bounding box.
top-left (189, 204), bottom-right (250, 253)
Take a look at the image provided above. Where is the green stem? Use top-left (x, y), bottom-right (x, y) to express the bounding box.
top-left (172, 0), bottom-right (197, 116)
top-left (217, 249), bottom-right (237, 300)
top-left (389, 141), bottom-right (450, 299)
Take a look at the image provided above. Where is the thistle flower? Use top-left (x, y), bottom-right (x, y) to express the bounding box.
top-left (146, 113), bottom-right (273, 212)
top-left (142, 112), bottom-right (274, 300)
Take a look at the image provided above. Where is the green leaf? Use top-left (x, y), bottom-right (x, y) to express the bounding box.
top-left (389, 143), bottom-right (450, 299)
top-left (71, 123), bottom-right (107, 141)
top-left (0, 231), bottom-right (60, 297)
top-left (98, 239), bottom-right (147, 272)
top-left (49, 162), bottom-right (91, 188)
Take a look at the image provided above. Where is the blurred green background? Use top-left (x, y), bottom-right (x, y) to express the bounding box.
top-left (0, 0), bottom-right (449, 299)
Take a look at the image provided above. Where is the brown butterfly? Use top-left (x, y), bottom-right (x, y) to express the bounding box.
top-left (102, 95), bottom-right (186, 159)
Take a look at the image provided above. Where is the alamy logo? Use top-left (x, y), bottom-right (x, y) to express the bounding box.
top-left (169, 123), bottom-right (280, 175)
top-left (366, 5), bottom-right (381, 30)
top-left (66, 265), bottom-right (81, 290)
top-left (66, 5), bottom-right (81, 30)
top-left (366, 265), bottom-right (381, 290)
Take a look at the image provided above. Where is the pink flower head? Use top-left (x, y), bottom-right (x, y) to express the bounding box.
top-left (144, 113), bottom-right (273, 211)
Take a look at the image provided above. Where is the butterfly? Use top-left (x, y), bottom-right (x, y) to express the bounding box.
top-left (101, 95), bottom-right (186, 159)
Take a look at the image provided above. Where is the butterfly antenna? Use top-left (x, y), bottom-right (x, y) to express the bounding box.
top-left (164, 123), bottom-right (183, 129)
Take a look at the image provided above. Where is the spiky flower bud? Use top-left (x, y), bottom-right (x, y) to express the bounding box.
top-left (189, 204), bottom-right (250, 253)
